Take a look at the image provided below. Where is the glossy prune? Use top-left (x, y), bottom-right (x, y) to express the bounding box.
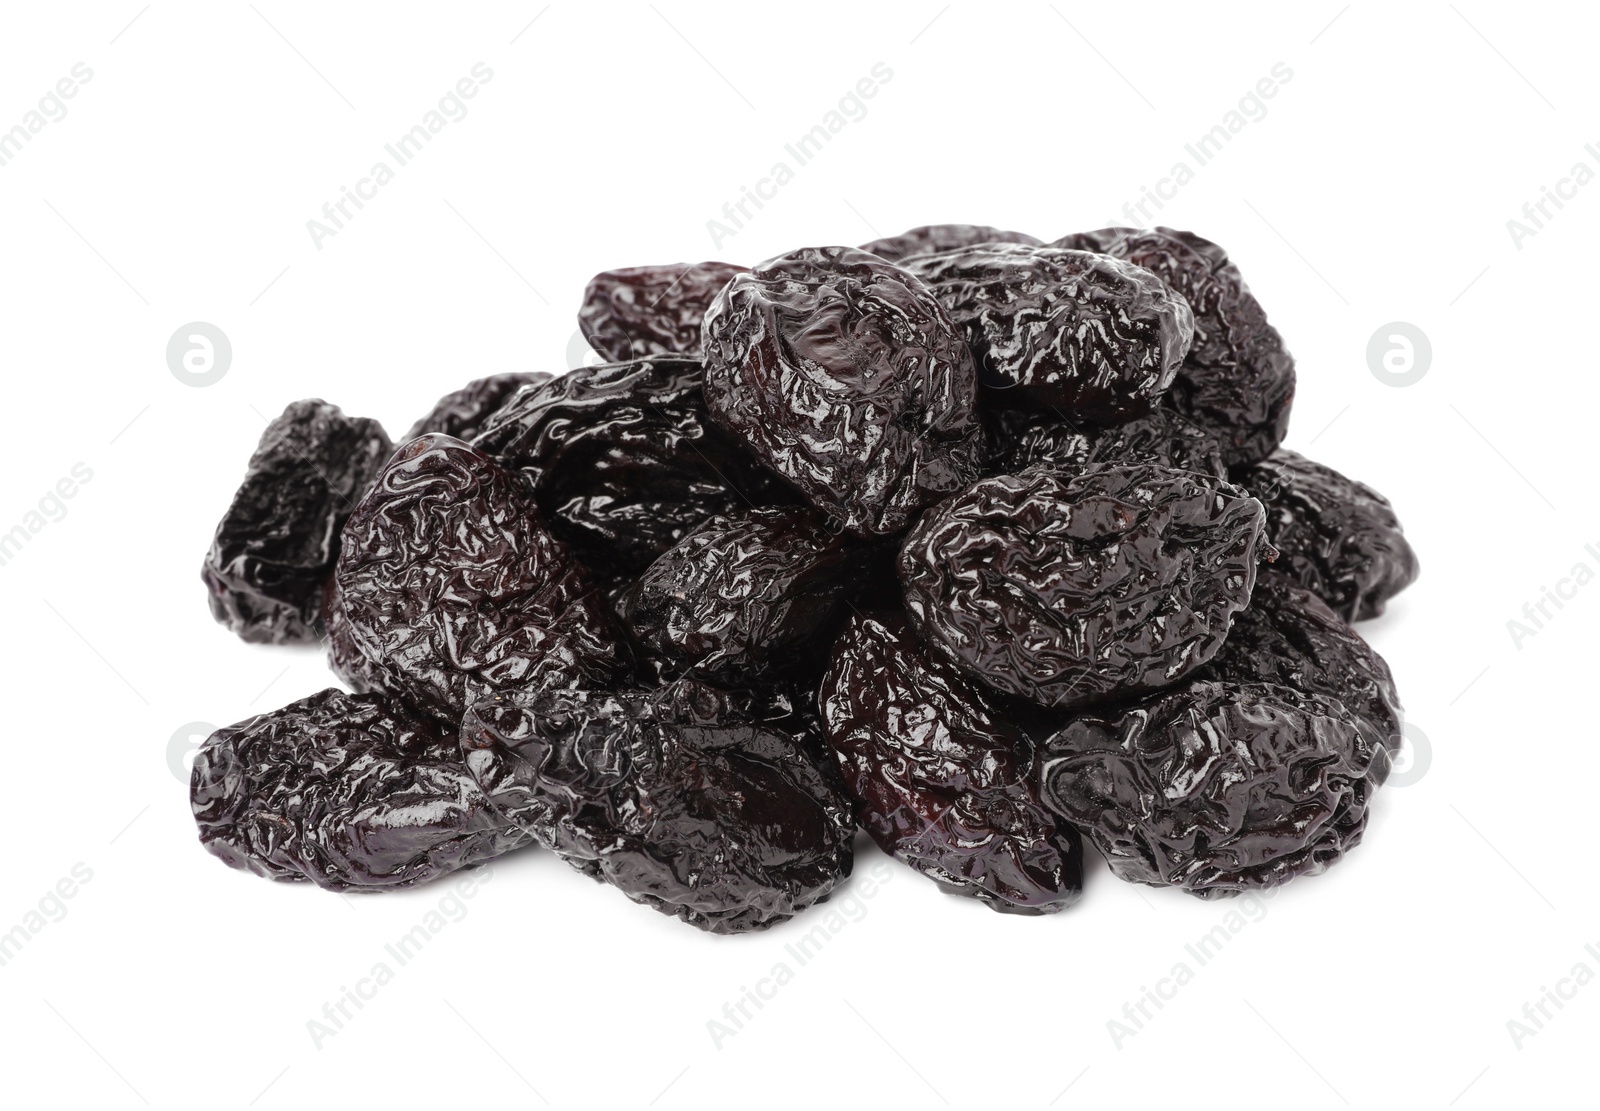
top-left (859, 223), bottom-right (1042, 263)
top-left (404, 372), bottom-right (553, 442)
top-left (1231, 449), bottom-right (1419, 621)
top-left (701, 246), bottom-right (984, 537)
top-left (820, 611), bottom-right (1082, 914)
top-left (191, 688), bottom-right (532, 890)
top-left (202, 399), bottom-right (392, 644)
top-left (461, 681), bottom-right (854, 933)
top-left (986, 406), bottom-right (1227, 481)
top-left (622, 507), bottom-right (860, 683)
top-left (1053, 227), bottom-right (1294, 465)
top-left (474, 357), bottom-right (790, 584)
top-left (578, 262), bottom-right (748, 361)
top-left (1038, 680), bottom-right (1388, 898)
top-left (334, 434), bottom-right (623, 726)
top-left (905, 243), bottom-right (1194, 422)
top-left (899, 464), bottom-right (1268, 708)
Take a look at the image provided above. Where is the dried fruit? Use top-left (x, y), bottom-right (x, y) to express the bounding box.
top-left (474, 357), bottom-right (790, 584)
top-left (1053, 227), bottom-right (1294, 465)
top-left (899, 464), bottom-right (1268, 708)
top-left (820, 611), bottom-right (1082, 913)
top-left (461, 681), bottom-right (854, 933)
top-left (859, 223), bottom-right (1041, 263)
top-left (1231, 449), bottom-right (1418, 620)
top-left (404, 372), bottom-right (553, 442)
top-left (702, 246), bottom-right (984, 536)
top-left (191, 688), bottom-right (532, 891)
top-left (334, 434), bottom-right (623, 726)
top-left (986, 406), bottom-right (1227, 481)
top-left (904, 243), bottom-right (1194, 422)
top-left (578, 262), bottom-right (748, 361)
top-left (320, 576), bottom-right (385, 695)
top-left (1038, 680), bottom-right (1388, 898)
top-left (202, 399), bottom-right (392, 644)
top-left (622, 507), bottom-right (861, 683)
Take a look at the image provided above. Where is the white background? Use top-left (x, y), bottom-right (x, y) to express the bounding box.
top-left (0, 2), bottom-right (1594, 1107)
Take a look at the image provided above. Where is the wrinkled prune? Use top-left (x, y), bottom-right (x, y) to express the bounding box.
top-left (1038, 680), bottom-right (1388, 898)
top-left (623, 507), bottom-right (861, 683)
top-left (404, 372), bottom-right (552, 442)
top-left (859, 223), bottom-right (1042, 263)
top-left (1206, 570), bottom-right (1401, 750)
top-left (1231, 449), bottom-right (1418, 621)
top-left (904, 243), bottom-right (1194, 422)
top-left (578, 262), bottom-right (748, 362)
top-left (1053, 227), bottom-right (1294, 465)
top-left (203, 399), bottom-right (392, 644)
top-left (701, 246), bottom-right (984, 537)
top-left (899, 464), bottom-right (1268, 708)
top-left (334, 434), bottom-right (623, 726)
top-left (461, 681), bottom-right (854, 933)
top-left (474, 357), bottom-right (789, 584)
top-left (820, 612), bottom-right (1082, 914)
top-left (192, 688), bottom-right (532, 890)
top-left (985, 406), bottom-right (1227, 481)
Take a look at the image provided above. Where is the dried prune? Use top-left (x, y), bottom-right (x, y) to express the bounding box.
top-left (320, 576), bottom-right (385, 695)
top-left (1231, 449), bottom-right (1418, 621)
top-left (578, 262), bottom-right (748, 361)
top-left (622, 507), bottom-right (861, 683)
top-left (985, 406), bottom-right (1227, 481)
top-left (461, 681), bottom-right (854, 933)
top-left (334, 434), bottom-right (623, 726)
top-left (701, 246), bottom-right (984, 536)
top-left (1205, 570), bottom-right (1401, 750)
top-left (1038, 680), bottom-right (1388, 898)
top-left (859, 223), bottom-right (1042, 263)
top-left (820, 611), bottom-right (1082, 914)
top-left (1053, 227), bottom-right (1294, 465)
top-left (202, 399), bottom-right (392, 644)
top-left (404, 372), bottom-right (553, 442)
top-left (904, 243), bottom-right (1194, 422)
top-left (899, 464), bottom-right (1268, 708)
top-left (474, 357), bottom-right (790, 584)
top-left (191, 688), bottom-right (532, 891)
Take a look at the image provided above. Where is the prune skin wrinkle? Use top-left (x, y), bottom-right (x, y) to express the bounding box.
top-left (986, 406), bottom-right (1228, 481)
top-left (859, 223), bottom-right (1043, 263)
top-left (203, 398), bottom-right (392, 645)
top-left (904, 243), bottom-right (1194, 421)
top-left (1230, 449), bottom-right (1419, 621)
top-left (334, 433), bottom-right (623, 727)
top-left (700, 246), bottom-right (985, 537)
top-left (403, 372), bottom-right (553, 442)
top-left (899, 464), bottom-right (1269, 708)
top-left (819, 611), bottom-right (1083, 914)
top-left (473, 356), bottom-right (792, 585)
top-left (1053, 226), bottom-right (1294, 465)
top-left (578, 262), bottom-right (749, 361)
top-left (1038, 680), bottom-right (1390, 899)
top-left (191, 688), bottom-right (532, 891)
top-left (461, 681), bottom-right (855, 934)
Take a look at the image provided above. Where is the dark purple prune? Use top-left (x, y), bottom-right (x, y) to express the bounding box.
top-left (701, 246), bottom-right (984, 537)
top-left (202, 399), bottom-right (392, 644)
top-left (622, 507), bottom-right (861, 683)
top-left (473, 357), bottom-right (790, 585)
top-left (904, 243), bottom-right (1194, 422)
top-left (1231, 449), bottom-right (1419, 621)
top-left (985, 406), bottom-right (1227, 481)
top-left (820, 611), bottom-right (1082, 914)
top-left (1205, 570), bottom-right (1402, 751)
top-left (403, 372), bottom-right (553, 442)
top-left (461, 680), bottom-right (854, 934)
top-left (1053, 227), bottom-right (1294, 465)
top-left (334, 434), bottom-right (624, 726)
top-left (1038, 679), bottom-right (1389, 898)
top-left (859, 223), bottom-right (1042, 263)
top-left (191, 688), bottom-right (532, 891)
top-left (578, 262), bottom-right (749, 361)
top-left (320, 576), bottom-right (385, 695)
top-left (899, 464), bottom-right (1268, 708)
